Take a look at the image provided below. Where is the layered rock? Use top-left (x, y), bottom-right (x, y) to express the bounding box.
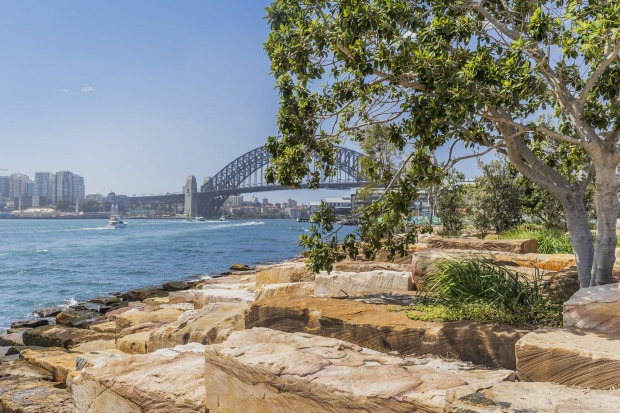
top-left (426, 236), bottom-right (538, 254)
top-left (20, 347), bottom-right (78, 383)
top-left (22, 325), bottom-right (114, 349)
top-left (255, 282), bottom-right (314, 300)
top-left (72, 344), bottom-right (207, 413)
top-left (563, 283), bottom-right (620, 333)
top-left (516, 328), bottom-right (620, 389)
top-left (114, 307), bottom-right (184, 332)
top-left (148, 303), bottom-right (246, 351)
top-left (204, 328), bottom-right (515, 413)
top-left (314, 270), bottom-right (413, 297)
top-left (246, 295), bottom-right (527, 369)
top-left (255, 261), bottom-right (314, 285)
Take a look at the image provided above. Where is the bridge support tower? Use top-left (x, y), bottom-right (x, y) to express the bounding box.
top-left (183, 176), bottom-right (197, 217)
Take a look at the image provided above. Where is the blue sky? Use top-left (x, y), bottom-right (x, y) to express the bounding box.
top-left (0, 1), bottom-right (484, 204)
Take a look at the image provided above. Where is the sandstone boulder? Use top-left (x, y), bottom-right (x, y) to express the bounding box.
top-left (114, 307), bottom-right (184, 333)
top-left (56, 309), bottom-right (104, 328)
top-left (332, 260), bottom-right (410, 273)
top-left (148, 303), bottom-right (247, 351)
top-left (116, 331), bottom-right (151, 354)
top-left (255, 261), bottom-right (314, 285)
top-left (255, 282), bottom-right (314, 300)
top-left (23, 325), bottom-right (115, 349)
top-left (426, 236), bottom-right (538, 254)
top-left (75, 349), bottom-right (127, 371)
top-left (11, 318), bottom-right (50, 329)
top-left (314, 270), bottom-right (412, 297)
top-left (88, 321), bottom-right (116, 333)
top-left (71, 339), bottom-right (116, 354)
top-left (194, 288), bottom-right (255, 308)
top-left (20, 348), bottom-right (78, 383)
top-left (0, 330), bottom-right (24, 346)
top-left (204, 328), bottom-right (514, 413)
top-left (563, 283), bottom-right (620, 333)
top-left (516, 327), bottom-right (620, 389)
top-left (246, 295), bottom-right (527, 369)
top-left (72, 344), bottom-right (207, 413)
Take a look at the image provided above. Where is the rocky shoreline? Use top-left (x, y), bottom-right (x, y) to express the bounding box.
top-left (1, 236), bottom-right (620, 412)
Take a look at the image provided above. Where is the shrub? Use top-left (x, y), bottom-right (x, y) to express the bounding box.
top-left (498, 224), bottom-right (573, 254)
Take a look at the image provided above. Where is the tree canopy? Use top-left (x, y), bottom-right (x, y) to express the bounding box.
top-left (265, 0), bottom-right (620, 287)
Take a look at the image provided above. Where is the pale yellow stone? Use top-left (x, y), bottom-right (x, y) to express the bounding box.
top-left (116, 331), bottom-right (151, 354)
top-left (115, 307), bottom-right (184, 333)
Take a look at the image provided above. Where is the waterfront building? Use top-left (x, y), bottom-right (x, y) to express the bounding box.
top-left (86, 193), bottom-right (104, 203)
top-left (34, 172), bottom-right (54, 202)
top-left (9, 173), bottom-right (29, 199)
top-left (73, 174), bottom-right (85, 203)
top-left (53, 171), bottom-right (74, 205)
top-left (309, 196), bottom-right (352, 217)
top-left (0, 176), bottom-right (9, 199)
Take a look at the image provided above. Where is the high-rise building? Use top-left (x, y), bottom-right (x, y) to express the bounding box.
top-left (34, 172), bottom-right (54, 200)
top-left (73, 174), bottom-right (85, 203)
top-left (54, 171), bottom-right (74, 204)
top-left (0, 176), bottom-right (9, 199)
top-left (9, 173), bottom-right (29, 199)
top-left (262, 197), bottom-right (269, 206)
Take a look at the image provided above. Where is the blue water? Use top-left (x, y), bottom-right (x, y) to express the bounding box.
top-left (0, 218), bottom-right (316, 329)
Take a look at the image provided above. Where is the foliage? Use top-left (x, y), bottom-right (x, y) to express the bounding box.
top-left (410, 258), bottom-right (563, 328)
top-left (498, 224), bottom-right (574, 254)
top-left (471, 160), bottom-right (521, 233)
top-left (78, 199), bottom-right (101, 213)
top-left (435, 170), bottom-right (467, 233)
top-left (55, 199), bottom-right (74, 212)
top-left (359, 124), bottom-right (405, 189)
top-left (264, 0), bottom-right (620, 286)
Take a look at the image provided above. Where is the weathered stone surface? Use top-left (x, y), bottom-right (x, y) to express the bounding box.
top-left (148, 303), bottom-right (246, 351)
top-left (88, 295), bottom-right (122, 306)
top-left (333, 260), bottom-right (410, 273)
top-left (104, 306), bottom-right (136, 320)
top-left (0, 359), bottom-right (72, 413)
top-left (114, 307), bottom-right (184, 332)
top-left (76, 349), bottom-right (127, 371)
top-left (72, 302), bottom-right (113, 314)
top-left (255, 282), bottom-right (315, 300)
top-left (89, 321), bottom-right (116, 333)
top-left (563, 283), bottom-right (620, 333)
top-left (247, 295), bottom-right (527, 369)
top-left (255, 261), bottom-right (315, 285)
top-left (33, 306), bottom-right (63, 318)
top-left (314, 270), bottom-right (413, 297)
top-left (516, 328), bottom-right (620, 389)
top-left (56, 309), bottom-right (104, 328)
top-left (116, 331), bottom-right (151, 354)
top-left (121, 288), bottom-right (167, 302)
top-left (229, 263), bottom-right (252, 271)
top-left (411, 249), bottom-right (466, 291)
top-left (23, 325), bottom-right (115, 349)
top-left (20, 348), bottom-right (78, 383)
top-left (0, 330), bottom-right (24, 346)
top-left (194, 288), bottom-right (255, 308)
top-left (161, 280), bottom-right (192, 291)
top-left (117, 321), bottom-right (170, 338)
top-left (204, 328), bottom-right (514, 413)
top-left (452, 381), bottom-right (620, 412)
top-left (426, 236), bottom-right (538, 254)
top-left (11, 318), bottom-right (50, 329)
top-left (71, 339), bottom-right (116, 354)
top-left (72, 344), bottom-right (206, 413)
top-left (143, 296), bottom-right (169, 306)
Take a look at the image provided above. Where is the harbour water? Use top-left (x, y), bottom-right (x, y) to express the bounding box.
top-left (0, 218), bottom-right (318, 329)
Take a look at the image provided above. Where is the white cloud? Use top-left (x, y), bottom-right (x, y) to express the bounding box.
top-left (55, 88), bottom-right (69, 93)
top-left (81, 86), bottom-right (95, 93)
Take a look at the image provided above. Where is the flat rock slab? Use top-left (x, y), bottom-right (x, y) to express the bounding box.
top-left (452, 381), bottom-right (620, 412)
top-left (115, 307), bottom-right (184, 332)
top-left (148, 303), bottom-right (246, 352)
top-left (76, 349), bottom-right (128, 371)
top-left (314, 270), bottom-right (413, 297)
top-left (194, 288), bottom-right (255, 308)
top-left (116, 331), bottom-right (151, 354)
top-left (333, 260), bottom-right (410, 273)
top-left (23, 325), bottom-right (115, 349)
top-left (255, 262), bottom-right (314, 285)
top-left (426, 236), bottom-right (538, 254)
top-left (255, 282), bottom-right (315, 300)
top-left (20, 348), bottom-right (78, 383)
top-left (72, 343), bottom-right (207, 413)
top-left (247, 295), bottom-right (527, 369)
top-left (0, 359), bottom-right (73, 412)
top-left (564, 283), bottom-right (620, 333)
top-left (204, 328), bottom-right (514, 413)
top-left (516, 327), bottom-right (620, 389)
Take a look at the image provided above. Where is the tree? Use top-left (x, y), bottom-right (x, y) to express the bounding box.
top-left (435, 170), bottom-right (467, 233)
top-left (78, 199), bottom-right (101, 213)
top-left (471, 160), bottom-right (521, 233)
top-left (265, 1), bottom-right (620, 287)
top-left (55, 199), bottom-right (73, 212)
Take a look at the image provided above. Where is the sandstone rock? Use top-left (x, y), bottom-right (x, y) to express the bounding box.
top-left (20, 348), bottom-right (78, 383)
top-left (451, 381), bottom-right (620, 412)
top-left (116, 321), bottom-right (169, 338)
top-left (426, 236), bottom-right (538, 254)
top-left (0, 359), bottom-right (72, 412)
top-left (255, 261), bottom-right (314, 285)
top-left (104, 306), bottom-right (136, 320)
top-left (332, 260), bottom-right (410, 273)
top-left (314, 270), bottom-right (413, 297)
top-left (114, 307), bottom-right (184, 333)
top-left (247, 295), bottom-right (527, 369)
top-left (71, 339), bottom-right (116, 354)
top-left (72, 302), bottom-right (113, 314)
top-left (121, 288), bottom-right (167, 302)
top-left (160, 302), bottom-right (197, 311)
top-left (116, 331), bottom-right (151, 354)
top-left (88, 295), bottom-right (122, 306)
top-left (72, 344), bottom-right (207, 413)
top-left (33, 306), bottom-right (63, 318)
top-left (193, 288), bottom-right (255, 308)
top-left (23, 325), bottom-right (115, 349)
top-left (11, 318), bottom-right (50, 329)
top-left (255, 282), bottom-right (315, 300)
top-left (204, 328), bottom-right (514, 413)
top-left (563, 283), bottom-right (620, 333)
top-left (56, 309), bottom-right (104, 328)
top-left (89, 321), bottom-right (116, 333)
top-left (161, 280), bottom-right (192, 291)
top-left (76, 349), bottom-right (127, 371)
top-left (148, 303), bottom-right (246, 351)
top-left (516, 327), bottom-right (620, 389)
top-left (229, 263), bottom-right (251, 271)
top-left (143, 296), bottom-right (169, 306)
top-left (0, 330), bottom-right (24, 346)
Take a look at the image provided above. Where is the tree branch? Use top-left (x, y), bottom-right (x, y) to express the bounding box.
top-left (578, 36), bottom-right (620, 111)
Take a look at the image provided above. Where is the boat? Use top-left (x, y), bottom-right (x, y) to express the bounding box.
top-left (197, 217), bottom-right (206, 221)
top-left (219, 215), bottom-right (227, 222)
top-left (108, 215), bottom-right (127, 229)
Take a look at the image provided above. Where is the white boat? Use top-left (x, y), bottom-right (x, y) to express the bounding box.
top-left (108, 215), bottom-right (127, 229)
top-left (197, 217), bottom-right (206, 221)
top-left (219, 215), bottom-right (226, 222)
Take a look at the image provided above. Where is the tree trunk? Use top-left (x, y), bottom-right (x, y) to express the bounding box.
top-left (590, 163), bottom-right (619, 286)
top-left (562, 193), bottom-right (594, 287)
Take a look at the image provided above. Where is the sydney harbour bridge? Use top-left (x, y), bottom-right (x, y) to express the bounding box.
top-left (129, 145), bottom-right (370, 217)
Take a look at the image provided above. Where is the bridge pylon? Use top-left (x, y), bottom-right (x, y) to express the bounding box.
top-left (183, 176), bottom-right (197, 217)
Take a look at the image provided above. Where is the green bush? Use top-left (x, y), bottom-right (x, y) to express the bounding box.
top-left (498, 224), bottom-right (573, 254)
top-left (408, 258), bottom-right (563, 328)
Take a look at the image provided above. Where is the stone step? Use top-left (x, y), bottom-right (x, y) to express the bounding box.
top-left (246, 295), bottom-right (528, 369)
top-left (516, 327), bottom-right (620, 389)
top-left (563, 283), bottom-right (620, 333)
top-left (314, 269), bottom-right (413, 297)
top-left (204, 328), bottom-right (515, 413)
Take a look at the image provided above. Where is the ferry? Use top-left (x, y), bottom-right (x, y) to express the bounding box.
top-left (108, 215), bottom-right (127, 229)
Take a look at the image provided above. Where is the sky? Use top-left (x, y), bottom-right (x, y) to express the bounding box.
top-left (0, 1), bottom-right (485, 204)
